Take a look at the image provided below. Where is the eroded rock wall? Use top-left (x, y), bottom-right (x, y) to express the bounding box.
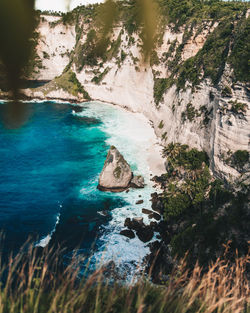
top-left (32, 15), bottom-right (250, 183)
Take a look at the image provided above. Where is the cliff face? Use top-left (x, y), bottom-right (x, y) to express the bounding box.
top-left (26, 7), bottom-right (250, 183)
top-left (32, 15), bottom-right (76, 80)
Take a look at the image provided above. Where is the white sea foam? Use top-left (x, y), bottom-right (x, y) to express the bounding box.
top-left (75, 101), bottom-right (164, 279)
top-left (36, 212), bottom-right (61, 248)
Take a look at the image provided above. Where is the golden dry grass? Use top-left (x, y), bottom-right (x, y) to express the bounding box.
top-left (0, 240), bottom-right (249, 313)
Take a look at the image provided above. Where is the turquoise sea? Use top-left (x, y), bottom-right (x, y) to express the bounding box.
top-left (0, 100), bottom-right (158, 275)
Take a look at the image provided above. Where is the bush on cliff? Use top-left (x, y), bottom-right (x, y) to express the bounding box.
top-left (162, 143), bottom-right (249, 267)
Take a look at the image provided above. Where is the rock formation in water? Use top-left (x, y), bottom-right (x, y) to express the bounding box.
top-left (98, 146), bottom-right (133, 192)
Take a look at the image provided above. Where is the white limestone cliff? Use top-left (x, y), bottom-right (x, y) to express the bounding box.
top-left (24, 14), bottom-right (250, 183)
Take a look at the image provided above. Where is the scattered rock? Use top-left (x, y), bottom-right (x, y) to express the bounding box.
top-left (142, 208), bottom-right (154, 215)
top-left (136, 200), bottom-right (144, 205)
top-left (151, 194), bottom-right (164, 215)
top-left (148, 212), bottom-right (161, 221)
top-left (124, 217), bottom-right (144, 231)
top-left (98, 146), bottom-right (132, 192)
top-left (130, 175), bottom-right (145, 188)
top-left (150, 221), bottom-right (158, 231)
top-left (148, 240), bottom-right (161, 252)
top-left (136, 226), bottom-right (154, 243)
top-left (120, 229), bottom-right (135, 239)
top-left (126, 189), bottom-right (130, 193)
top-left (133, 217), bottom-right (144, 224)
top-left (151, 192), bottom-right (158, 198)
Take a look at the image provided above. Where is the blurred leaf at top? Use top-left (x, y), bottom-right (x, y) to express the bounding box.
top-left (0, 0), bottom-right (160, 128)
top-left (134, 0), bottom-right (160, 60)
top-left (0, 0), bottom-right (36, 97)
top-left (0, 0), bottom-right (160, 96)
top-left (0, 0), bottom-right (35, 128)
top-left (95, 0), bottom-right (160, 62)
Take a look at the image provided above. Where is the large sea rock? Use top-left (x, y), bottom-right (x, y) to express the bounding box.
top-left (98, 146), bottom-right (133, 192)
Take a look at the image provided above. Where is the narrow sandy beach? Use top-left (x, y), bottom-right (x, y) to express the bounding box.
top-left (88, 100), bottom-right (166, 177)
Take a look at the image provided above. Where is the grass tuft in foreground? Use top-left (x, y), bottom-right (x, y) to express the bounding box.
top-left (0, 241), bottom-right (249, 313)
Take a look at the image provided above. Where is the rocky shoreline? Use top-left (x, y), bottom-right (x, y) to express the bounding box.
top-left (97, 144), bottom-right (173, 283)
top-left (119, 183), bottom-right (175, 284)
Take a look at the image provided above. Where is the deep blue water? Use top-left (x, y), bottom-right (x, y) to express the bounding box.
top-left (0, 101), bottom-right (127, 258)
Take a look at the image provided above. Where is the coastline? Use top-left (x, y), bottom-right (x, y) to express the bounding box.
top-left (0, 96), bottom-right (166, 278)
top-left (0, 95), bottom-right (166, 190)
top-left (76, 99), bottom-right (166, 178)
top-left (1, 94), bottom-right (165, 177)
top-left (72, 100), bottom-right (166, 278)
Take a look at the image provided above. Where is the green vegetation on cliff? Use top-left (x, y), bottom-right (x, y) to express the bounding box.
top-left (33, 70), bottom-right (90, 100)
top-left (161, 143), bottom-right (249, 266)
top-left (38, 0), bottom-right (249, 105)
top-left (159, 0), bottom-right (248, 28)
top-left (176, 15), bottom-right (250, 89)
top-left (54, 70), bottom-right (90, 99)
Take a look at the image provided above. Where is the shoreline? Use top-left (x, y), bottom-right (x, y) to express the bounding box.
top-left (0, 96), bottom-right (166, 178)
top-left (73, 100), bottom-right (165, 278)
top-left (78, 99), bottom-right (166, 178)
top-left (0, 96), bottom-right (166, 279)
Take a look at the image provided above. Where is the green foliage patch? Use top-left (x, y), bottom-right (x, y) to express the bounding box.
top-left (232, 150), bottom-right (249, 168)
top-left (181, 103), bottom-right (200, 122)
top-left (91, 67), bottom-right (111, 84)
top-left (229, 100), bottom-right (248, 114)
top-left (163, 143), bottom-right (209, 170)
top-left (177, 19), bottom-right (233, 88)
top-left (159, 0), bottom-right (248, 30)
top-left (53, 70), bottom-right (90, 99)
top-left (229, 16), bottom-right (250, 83)
top-left (161, 142), bottom-right (249, 266)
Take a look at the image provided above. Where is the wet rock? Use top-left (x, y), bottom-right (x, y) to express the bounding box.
top-left (142, 208), bottom-right (154, 215)
top-left (120, 229), bottom-right (135, 239)
top-left (98, 146), bottom-right (132, 192)
top-left (133, 217), bottom-right (144, 224)
top-left (156, 220), bottom-right (168, 233)
top-left (124, 217), bottom-right (144, 231)
top-left (151, 193), bottom-right (164, 215)
top-left (148, 212), bottom-right (161, 221)
top-left (148, 240), bottom-right (161, 253)
top-left (136, 200), bottom-right (144, 205)
top-left (136, 226), bottom-right (154, 243)
top-left (130, 175), bottom-right (145, 188)
top-left (149, 221), bottom-right (158, 231)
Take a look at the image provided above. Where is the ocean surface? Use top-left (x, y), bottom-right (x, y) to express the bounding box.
top-left (0, 100), bottom-right (158, 276)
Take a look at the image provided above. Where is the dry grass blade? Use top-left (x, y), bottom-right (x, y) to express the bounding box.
top-left (0, 239), bottom-right (249, 313)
